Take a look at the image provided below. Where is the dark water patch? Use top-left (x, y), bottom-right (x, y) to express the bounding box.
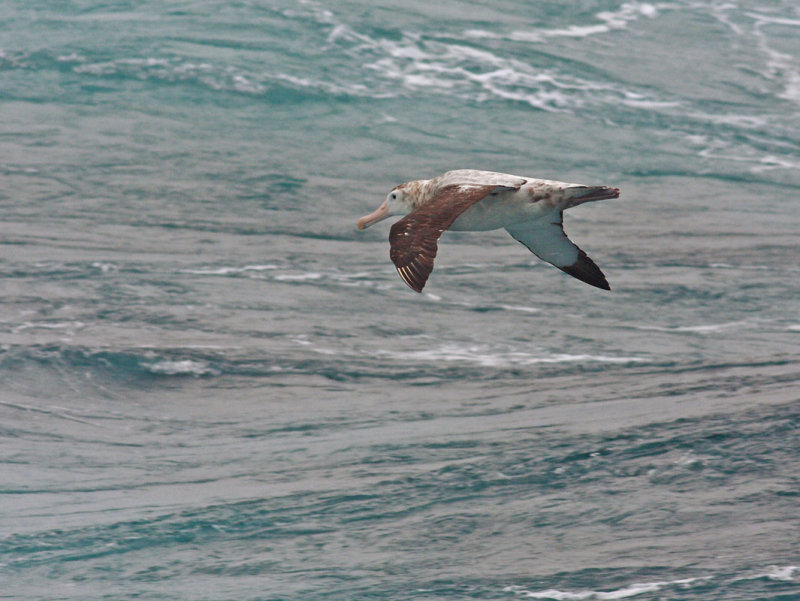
top-left (0, 345), bottom-right (224, 390)
top-left (0, 493), bottom-right (340, 566)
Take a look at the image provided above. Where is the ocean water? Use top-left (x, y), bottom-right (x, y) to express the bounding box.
top-left (1, 0), bottom-right (799, 599)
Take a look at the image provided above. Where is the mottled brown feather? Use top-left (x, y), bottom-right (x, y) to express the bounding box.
top-left (389, 184), bottom-right (501, 292)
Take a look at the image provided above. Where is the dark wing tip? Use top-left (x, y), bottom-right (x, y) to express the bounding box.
top-left (395, 256), bottom-right (433, 292)
top-left (389, 222), bottom-right (435, 292)
top-left (560, 248), bottom-right (611, 290)
top-left (396, 265), bottom-right (424, 292)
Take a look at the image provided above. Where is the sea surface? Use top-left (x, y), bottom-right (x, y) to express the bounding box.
top-left (1, 1), bottom-right (799, 600)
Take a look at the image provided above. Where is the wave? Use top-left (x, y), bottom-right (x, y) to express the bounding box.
top-left (318, 1), bottom-right (800, 178)
top-left (505, 576), bottom-right (709, 600)
top-left (183, 264), bottom-right (388, 289)
top-left (11, 321), bottom-right (86, 335)
top-left (468, 2), bottom-right (663, 43)
top-left (6, 0), bottom-right (799, 181)
top-left (372, 344), bottom-right (647, 369)
top-left (0, 345), bottom-right (227, 379)
top-left (349, 28), bottom-right (666, 113)
top-left (0, 333), bottom-right (649, 391)
top-left (505, 565), bottom-right (800, 600)
top-left (140, 358), bottom-right (220, 377)
top-left (8, 0), bottom-right (800, 118)
top-left (0, 4), bottom-right (669, 116)
top-left (0, 50), bottom-right (367, 102)
top-left (180, 264), bottom-right (279, 276)
top-left (746, 565), bottom-right (799, 582)
top-left (634, 320), bottom-right (756, 335)
top-left (65, 54), bottom-right (341, 99)
top-left (747, 11), bottom-right (800, 105)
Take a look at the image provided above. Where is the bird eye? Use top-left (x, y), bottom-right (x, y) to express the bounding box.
top-left (391, 193), bottom-right (397, 200)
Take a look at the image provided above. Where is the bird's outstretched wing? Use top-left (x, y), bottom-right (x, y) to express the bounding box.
top-left (389, 184), bottom-right (516, 292)
top-left (505, 212), bottom-right (610, 290)
top-left (435, 169), bottom-right (527, 190)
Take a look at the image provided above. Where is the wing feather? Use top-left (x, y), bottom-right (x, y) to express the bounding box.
top-left (389, 184), bottom-right (502, 292)
top-left (505, 212), bottom-right (610, 290)
top-left (435, 169), bottom-right (527, 190)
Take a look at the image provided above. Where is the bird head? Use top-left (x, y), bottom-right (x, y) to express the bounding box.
top-left (357, 182), bottom-right (419, 230)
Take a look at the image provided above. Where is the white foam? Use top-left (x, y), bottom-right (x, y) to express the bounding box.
top-left (751, 154), bottom-right (800, 173)
top-left (75, 56), bottom-right (172, 76)
top-left (274, 272), bottom-right (323, 282)
top-left (507, 2), bottom-right (663, 43)
top-left (357, 24), bottom-right (611, 111)
top-left (619, 97), bottom-right (681, 110)
top-left (708, 4), bottom-right (744, 35)
top-left (637, 320), bottom-right (751, 334)
top-left (688, 132), bottom-right (800, 174)
top-left (745, 13), bottom-right (800, 27)
top-left (504, 577), bottom-right (708, 600)
top-left (291, 1), bottom-right (678, 113)
top-left (291, 336), bottom-right (339, 356)
top-left (12, 321), bottom-right (85, 333)
top-left (74, 61), bottom-right (116, 76)
top-left (760, 565), bottom-right (799, 581)
top-left (182, 264), bottom-right (279, 275)
top-left (674, 451), bottom-right (702, 467)
top-left (274, 72), bottom-right (370, 97)
top-left (92, 262), bottom-right (119, 273)
top-left (231, 74), bottom-right (265, 94)
top-left (692, 113), bottom-right (769, 128)
top-left (0, 163), bottom-right (39, 174)
top-left (374, 345), bottom-right (645, 368)
top-left (327, 23), bottom-right (373, 45)
top-left (748, 11), bottom-right (800, 105)
top-left (498, 304), bottom-right (540, 314)
top-left (545, 24), bottom-right (613, 38)
top-left (56, 53), bottom-right (84, 62)
top-left (143, 359), bottom-right (219, 377)
top-left (734, 565), bottom-right (799, 582)
top-left (295, 0), bottom-right (797, 150)
top-left (709, 263), bottom-right (773, 271)
top-left (463, 29), bottom-right (498, 40)
top-left (672, 323), bottom-right (745, 333)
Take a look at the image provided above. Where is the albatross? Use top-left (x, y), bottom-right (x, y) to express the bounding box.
top-left (357, 169), bottom-right (619, 292)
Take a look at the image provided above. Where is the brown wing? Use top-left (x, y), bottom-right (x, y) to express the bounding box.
top-left (389, 184), bottom-right (503, 292)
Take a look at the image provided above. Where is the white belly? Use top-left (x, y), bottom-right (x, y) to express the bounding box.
top-left (449, 190), bottom-right (552, 231)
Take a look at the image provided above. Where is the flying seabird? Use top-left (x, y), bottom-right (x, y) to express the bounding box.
top-left (357, 169), bottom-right (619, 292)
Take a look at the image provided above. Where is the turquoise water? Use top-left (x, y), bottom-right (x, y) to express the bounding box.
top-left (2, 1), bottom-right (800, 600)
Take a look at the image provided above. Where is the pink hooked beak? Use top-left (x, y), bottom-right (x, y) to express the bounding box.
top-left (357, 200), bottom-right (390, 230)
